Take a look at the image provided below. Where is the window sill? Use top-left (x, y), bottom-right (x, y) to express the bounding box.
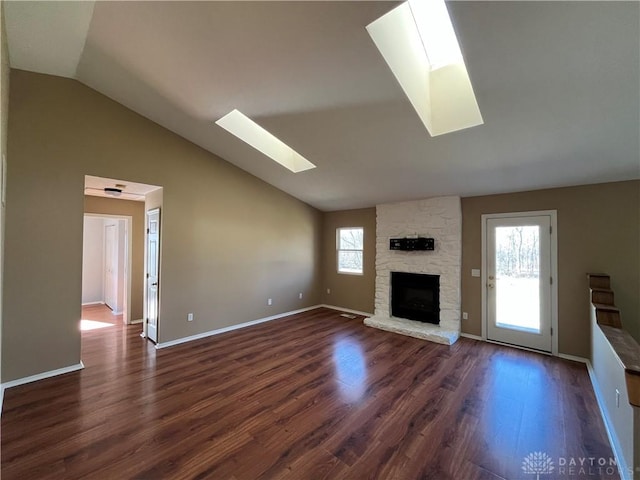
top-left (338, 271), bottom-right (364, 276)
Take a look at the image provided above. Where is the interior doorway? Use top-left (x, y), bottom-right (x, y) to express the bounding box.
top-left (481, 210), bottom-right (558, 354)
top-left (82, 214), bottom-right (133, 324)
top-left (83, 175), bottom-right (163, 346)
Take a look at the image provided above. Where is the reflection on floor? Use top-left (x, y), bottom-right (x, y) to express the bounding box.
top-left (80, 304), bottom-right (144, 367)
top-left (81, 303), bottom-right (122, 326)
top-left (1, 308), bottom-right (618, 480)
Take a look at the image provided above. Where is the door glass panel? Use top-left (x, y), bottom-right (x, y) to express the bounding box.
top-left (495, 225), bottom-right (540, 333)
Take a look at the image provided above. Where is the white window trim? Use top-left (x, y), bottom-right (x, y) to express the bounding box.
top-left (336, 227), bottom-right (364, 276)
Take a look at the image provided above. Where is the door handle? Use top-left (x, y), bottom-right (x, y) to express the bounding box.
top-left (487, 283), bottom-right (494, 289)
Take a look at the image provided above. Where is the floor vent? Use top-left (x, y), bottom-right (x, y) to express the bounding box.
top-left (339, 313), bottom-right (357, 319)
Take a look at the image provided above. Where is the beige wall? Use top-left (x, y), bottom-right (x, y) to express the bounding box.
top-left (3, 70), bottom-right (322, 381)
top-left (461, 181), bottom-right (640, 357)
top-left (319, 182), bottom-right (640, 358)
top-left (0, 2), bottom-right (9, 383)
top-left (322, 208), bottom-right (376, 314)
top-left (84, 196), bottom-right (145, 322)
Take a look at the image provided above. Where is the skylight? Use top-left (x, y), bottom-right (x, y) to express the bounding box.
top-left (216, 110), bottom-right (316, 173)
top-left (367, 0), bottom-right (483, 136)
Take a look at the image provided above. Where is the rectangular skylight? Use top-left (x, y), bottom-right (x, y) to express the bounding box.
top-left (367, 0), bottom-right (483, 136)
top-left (216, 109), bottom-right (316, 173)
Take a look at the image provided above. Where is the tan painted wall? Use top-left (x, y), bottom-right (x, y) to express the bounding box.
top-left (84, 196), bottom-right (145, 321)
top-left (461, 180), bottom-right (640, 357)
top-left (0, 2), bottom-right (9, 383)
top-left (3, 70), bottom-right (322, 381)
top-left (322, 208), bottom-right (376, 314)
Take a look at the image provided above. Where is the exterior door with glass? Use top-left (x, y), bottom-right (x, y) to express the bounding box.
top-left (484, 212), bottom-right (556, 352)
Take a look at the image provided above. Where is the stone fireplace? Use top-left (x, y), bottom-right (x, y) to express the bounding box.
top-left (364, 196), bottom-right (461, 345)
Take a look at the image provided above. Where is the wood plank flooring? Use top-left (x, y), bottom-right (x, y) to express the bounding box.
top-left (1, 307), bottom-right (618, 479)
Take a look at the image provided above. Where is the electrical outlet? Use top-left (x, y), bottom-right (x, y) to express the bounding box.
top-left (268, 298), bottom-right (273, 306)
top-left (616, 389), bottom-right (620, 407)
top-left (462, 312), bottom-right (468, 320)
top-left (327, 288), bottom-right (331, 295)
top-left (299, 293), bottom-right (303, 299)
top-left (187, 313), bottom-right (194, 322)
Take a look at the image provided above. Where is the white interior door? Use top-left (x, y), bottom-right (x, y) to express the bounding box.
top-left (104, 224), bottom-right (117, 311)
top-left (146, 208), bottom-right (160, 343)
top-left (484, 212), bottom-right (555, 352)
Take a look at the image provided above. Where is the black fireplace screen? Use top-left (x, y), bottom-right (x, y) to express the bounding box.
top-left (391, 272), bottom-right (440, 325)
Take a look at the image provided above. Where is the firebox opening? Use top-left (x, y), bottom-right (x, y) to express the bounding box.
top-left (391, 272), bottom-right (440, 325)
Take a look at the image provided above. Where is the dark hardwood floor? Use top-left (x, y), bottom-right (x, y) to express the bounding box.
top-left (2, 307), bottom-right (618, 479)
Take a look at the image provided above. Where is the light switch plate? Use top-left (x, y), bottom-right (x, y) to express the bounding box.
top-left (471, 269), bottom-right (481, 277)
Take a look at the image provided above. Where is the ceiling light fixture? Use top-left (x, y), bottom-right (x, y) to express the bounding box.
top-left (216, 109), bottom-right (316, 173)
top-left (367, 0), bottom-right (483, 136)
top-left (103, 187), bottom-right (123, 196)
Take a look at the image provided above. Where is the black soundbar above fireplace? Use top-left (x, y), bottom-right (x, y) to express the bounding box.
top-left (389, 237), bottom-right (434, 251)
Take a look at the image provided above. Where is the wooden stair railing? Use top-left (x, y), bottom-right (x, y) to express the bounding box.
top-left (588, 273), bottom-right (640, 407)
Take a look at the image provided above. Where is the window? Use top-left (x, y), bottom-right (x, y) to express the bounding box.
top-left (337, 227), bottom-right (364, 274)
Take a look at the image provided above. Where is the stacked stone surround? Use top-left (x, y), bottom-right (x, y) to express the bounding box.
top-left (365, 196), bottom-right (462, 345)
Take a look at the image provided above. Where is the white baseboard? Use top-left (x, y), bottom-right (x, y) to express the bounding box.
top-left (155, 305), bottom-right (323, 350)
top-left (81, 301), bottom-right (104, 306)
top-left (583, 360), bottom-right (632, 480)
top-left (321, 305), bottom-right (374, 317)
top-left (460, 332), bottom-right (484, 341)
top-left (558, 353), bottom-right (589, 364)
top-left (1, 362), bottom-right (85, 390)
top-left (1, 361), bottom-right (85, 415)
top-left (130, 318), bottom-right (144, 325)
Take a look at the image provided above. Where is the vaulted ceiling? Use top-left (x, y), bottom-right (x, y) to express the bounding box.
top-left (5, 1), bottom-right (639, 211)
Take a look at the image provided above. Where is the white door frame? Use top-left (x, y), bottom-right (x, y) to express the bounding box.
top-left (481, 210), bottom-right (558, 356)
top-left (104, 223), bottom-right (117, 311)
top-left (84, 213), bottom-right (133, 325)
top-left (143, 208), bottom-right (161, 343)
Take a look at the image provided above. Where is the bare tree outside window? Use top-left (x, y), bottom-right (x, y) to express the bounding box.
top-left (337, 228), bottom-right (364, 274)
top-left (496, 226), bottom-right (540, 277)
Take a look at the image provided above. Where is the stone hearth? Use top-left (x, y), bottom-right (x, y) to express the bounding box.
top-left (364, 316), bottom-right (459, 345)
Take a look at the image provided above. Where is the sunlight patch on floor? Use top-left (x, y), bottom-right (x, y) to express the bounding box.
top-left (80, 319), bottom-right (115, 331)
